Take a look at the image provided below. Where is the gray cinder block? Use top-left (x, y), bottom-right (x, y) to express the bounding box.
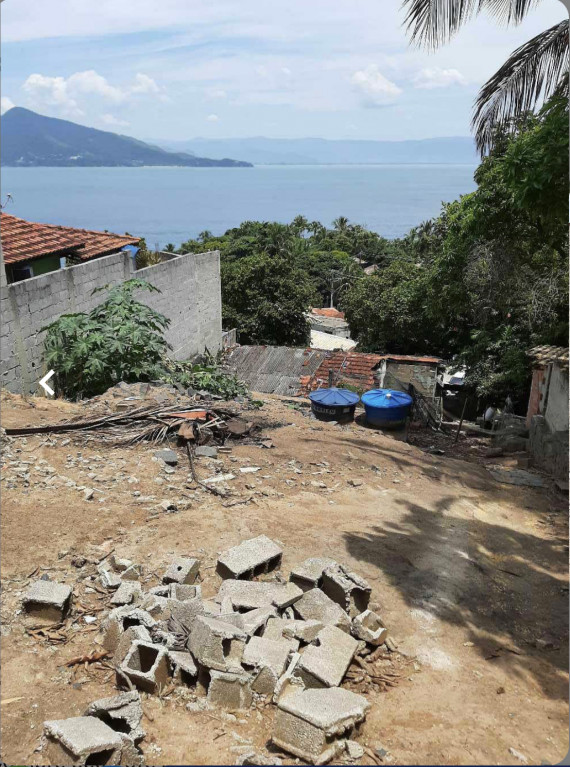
top-left (217, 580), bottom-right (303, 612)
top-left (321, 565), bottom-right (371, 617)
top-left (264, 617), bottom-right (323, 646)
top-left (162, 557), bottom-right (201, 585)
top-left (111, 581), bottom-right (143, 606)
top-left (207, 669), bottom-right (254, 710)
top-left (189, 615), bottom-right (247, 671)
top-left (289, 558), bottom-right (337, 592)
top-left (43, 716), bottom-right (123, 766)
top-left (292, 589), bottom-right (350, 632)
top-left (294, 625), bottom-right (358, 688)
top-left (103, 607), bottom-right (156, 653)
top-left (272, 688), bottom-right (370, 764)
top-left (351, 610), bottom-right (388, 646)
top-left (242, 636), bottom-right (292, 695)
top-left (85, 690), bottom-right (145, 743)
top-left (168, 649), bottom-right (198, 685)
top-left (217, 535), bottom-right (283, 579)
top-left (114, 625), bottom-right (152, 665)
top-left (22, 580), bottom-right (72, 624)
top-left (119, 640), bottom-right (170, 694)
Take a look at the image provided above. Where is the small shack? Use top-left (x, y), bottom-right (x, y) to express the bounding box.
top-left (526, 345), bottom-right (569, 479)
top-left (376, 355), bottom-right (444, 399)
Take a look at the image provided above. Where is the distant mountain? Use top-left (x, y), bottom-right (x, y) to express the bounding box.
top-left (1, 108), bottom-right (252, 168)
top-left (158, 136), bottom-right (479, 165)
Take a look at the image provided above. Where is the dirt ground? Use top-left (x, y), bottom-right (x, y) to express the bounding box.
top-left (1, 390), bottom-right (568, 766)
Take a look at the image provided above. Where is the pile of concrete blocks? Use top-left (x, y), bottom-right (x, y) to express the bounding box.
top-left (42, 690), bottom-right (146, 766)
top-left (38, 538), bottom-right (391, 765)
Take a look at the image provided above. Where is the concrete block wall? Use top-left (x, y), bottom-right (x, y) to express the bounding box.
top-left (0, 249), bottom-right (222, 394)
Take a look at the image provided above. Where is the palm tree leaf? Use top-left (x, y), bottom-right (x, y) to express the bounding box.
top-left (402, 0), bottom-right (542, 48)
top-left (472, 20), bottom-right (569, 154)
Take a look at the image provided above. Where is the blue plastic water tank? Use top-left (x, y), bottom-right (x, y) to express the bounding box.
top-left (308, 388), bottom-right (360, 422)
top-left (361, 388), bottom-right (413, 428)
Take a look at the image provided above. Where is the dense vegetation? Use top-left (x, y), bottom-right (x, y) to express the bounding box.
top-left (43, 279), bottom-right (246, 399)
top-left (171, 96), bottom-right (567, 410)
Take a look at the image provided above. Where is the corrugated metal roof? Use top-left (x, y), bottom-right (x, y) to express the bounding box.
top-left (225, 345), bottom-right (326, 395)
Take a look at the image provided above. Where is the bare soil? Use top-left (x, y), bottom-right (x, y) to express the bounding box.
top-left (1, 390), bottom-right (568, 766)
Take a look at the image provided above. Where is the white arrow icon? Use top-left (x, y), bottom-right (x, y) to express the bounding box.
top-left (39, 370), bottom-right (55, 397)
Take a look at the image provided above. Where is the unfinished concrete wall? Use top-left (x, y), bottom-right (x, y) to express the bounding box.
top-left (544, 363), bottom-right (569, 433)
top-left (0, 249), bottom-right (221, 394)
top-left (380, 361), bottom-right (438, 398)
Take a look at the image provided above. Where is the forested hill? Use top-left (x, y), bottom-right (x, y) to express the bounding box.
top-left (1, 108), bottom-right (252, 167)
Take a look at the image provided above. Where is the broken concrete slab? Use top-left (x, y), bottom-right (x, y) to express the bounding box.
top-left (222, 606), bottom-right (277, 637)
top-left (273, 652), bottom-right (304, 703)
top-left (162, 557), bottom-right (201, 585)
top-left (237, 751), bottom-right (283, 766)
top-left (208, 669), bottom-right (253, 710)
top-left (272, 687), bottom-right (370, 765)
top-left (139, 593), bottom-right (168, 618)
top-left (117, 733), bottom-right (145, 767)
top-left (85, 691), bottom-right (144, 743)
top-left (121, 564), bottom-right (143, 581)
top-left (108, 555), bottom-right (133, 573)
top-left (321, 565), bottom-right (371, 617)
top-left (264, 617), bottom-right (323, 645)
top-left (289, 557), bottom-right (337, 592)
top-left (98, 565), bottom-right (122, 590)
top-left (119, 640), bottom-right (170, 694)
top-left (113, 625), bottom-right (152, 666)
top-left (189, 615), bottom-right (247, 671)
top-left (22, 580), bottom-right (72, 624)
top-left (292, 588), bottom-right (351, 632)
top-left (218, 580), bottom-right (303, 612)
top-left (111, 581), bottom-right (143, 607)
top-left (44, 716), bottom-right (123, 766)
top-left (242, 636), bottom-right (292, 695)
top-left (351, 610), bottom-right (388, 646)
top-left (294, 625), bottom-right (358, 688)
top-left (168, 650), bottom-right (198, 685)
top-left (217, 535), bottom-right (283, 580)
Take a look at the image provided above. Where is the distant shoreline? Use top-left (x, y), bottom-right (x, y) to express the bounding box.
top-left (3, 162), bottom-right (478, 169)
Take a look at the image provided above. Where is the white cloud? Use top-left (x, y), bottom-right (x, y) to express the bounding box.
top-left (412, 67), bottom-right (468, 89)
top-left (351, 65), bottom-right (402, 107)
top-left (21, 70), bottom-right (167, 118)
top-left (100, 113), bottom-right (130, 127)
top-left (1, 97), bottom-right (16, 114)
top-left (206, 113), bottom-right (219, 122)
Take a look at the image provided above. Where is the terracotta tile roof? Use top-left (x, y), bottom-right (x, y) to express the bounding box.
top-left (528, 345), bottom-right (569, 368)
top-left (311, 307), bottom-right (345, 319)
top-left (1, 213), bottom-right (139, 265)
top-left (302, 351), bottom-right (384, 394)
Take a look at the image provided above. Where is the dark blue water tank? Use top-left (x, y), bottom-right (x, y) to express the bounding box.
top-left (308, 388), bottom-right (360, 422)
top-left (361, 388), bottom-right (413, 428)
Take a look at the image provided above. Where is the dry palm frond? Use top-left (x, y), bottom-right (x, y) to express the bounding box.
top-left (472, 20), bottom-right (569, 154)
top-left (403, 0), bottom-right (542, 48)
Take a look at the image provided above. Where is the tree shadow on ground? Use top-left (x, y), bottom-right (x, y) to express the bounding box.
top-left (344, 495), bottom-right (569, 701)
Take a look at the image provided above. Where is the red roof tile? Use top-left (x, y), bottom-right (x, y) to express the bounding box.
top-left (311, 307), bottom-right (345, 319)
top-left (1, 213), bottom-right (139, 265)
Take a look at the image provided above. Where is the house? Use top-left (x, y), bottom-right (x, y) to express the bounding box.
top-left (309, 330), bottom-right (357, 352)
top-left (306, 308), bottom-right (351, 339)
top-left (1, 213), bottom-right (140, 283)
top-left (526, 345), bottom-right (569, 479)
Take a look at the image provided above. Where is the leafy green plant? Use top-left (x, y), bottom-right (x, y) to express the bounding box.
top-left (161, 354), bottom-right (248, 399)
top-left (43, 279), bottom-right (171, 398)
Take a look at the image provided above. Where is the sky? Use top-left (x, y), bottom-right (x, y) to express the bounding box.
top-left (1, 0), bottom-right (567, 142)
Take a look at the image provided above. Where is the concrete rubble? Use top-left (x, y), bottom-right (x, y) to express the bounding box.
top-left (273, 687), bottom-right (370, 764)
top-left (22, 580), bottom-right (72, 624)
top-left (37, 539), bottom-right (393, 765)
top-left (217, 535), bottom-right (283, 579)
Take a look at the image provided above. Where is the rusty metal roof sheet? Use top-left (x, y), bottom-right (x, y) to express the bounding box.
top-left (225, 345), bottom-right (326, 395)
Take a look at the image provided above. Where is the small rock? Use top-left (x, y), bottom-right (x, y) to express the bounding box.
top-left (156, 449), bottom-right (178, 466)
top-left (83, 488), bottom-right (94, 501)
top-left (509, 748), bottom-right (528, 764)
top-left (345, 740), bottom-right (365, 759)
top-left (347, 479), bottom-right (363, 487)
top-left (195, 446), bottom-right (218, 459)
top-left (159, 500), bottom-right (178, 512)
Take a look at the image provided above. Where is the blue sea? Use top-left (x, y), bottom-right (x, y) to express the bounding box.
top-left (2, 164), bottom-right (477, 248)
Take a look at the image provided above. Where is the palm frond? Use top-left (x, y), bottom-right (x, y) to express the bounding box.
top-left (472, 20), bottom-right (569, 154)
top-left (403, 0), bottom-right (542, 48)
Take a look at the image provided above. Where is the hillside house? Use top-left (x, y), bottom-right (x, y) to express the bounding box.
top-left (1, 213), bottom-right (140, 283)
